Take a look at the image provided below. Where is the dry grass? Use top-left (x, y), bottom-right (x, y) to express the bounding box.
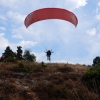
top-left (0, 61), bottom-right (99, 100)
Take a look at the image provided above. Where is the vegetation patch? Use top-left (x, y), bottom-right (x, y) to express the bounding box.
top-left (57, 65), bottom-right (74, 73)
top-left (82, 65), bottom-right (100, 97)
top-left (12, 62), bottom-right (33, 73)
top-left (32, 81), bottom-right (68, 100)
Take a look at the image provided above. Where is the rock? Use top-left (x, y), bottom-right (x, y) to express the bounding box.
top-left (12, 72), bottom-right (25, 77)
top-left (26, 79), bottom-right (35, 84)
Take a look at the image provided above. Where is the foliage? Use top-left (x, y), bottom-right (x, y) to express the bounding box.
top-left (41, 61), bottom-right (47, 67)
top-left (4, 56), bottom-right (16, 62)
top-left (3, 46), bottom-right (16, 59)
top-left (1, 46), bottom-right (37, 63)
top-left (23, 50), bottom-right (36, 62)
top-left (82, 66), bottom-right (100, 87)
top-left (12, 62), bottom-right (33, 73)
top-left (93, 56), bottom-right (100, 67)
top-left (17, 46), bottom-right (23, 59)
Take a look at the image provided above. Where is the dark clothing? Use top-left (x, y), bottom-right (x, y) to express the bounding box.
top-left (47, 50), bottom-right (51, 56)
top-left (45, 50), bottom-right (53, 61)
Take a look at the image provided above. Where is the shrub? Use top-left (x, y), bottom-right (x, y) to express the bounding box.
top-left (82, 66), bottom-right (100, 88)
top-left (23, 50), bottom-right (36, 62)
top-left (12, 63), bottom-right (33, 73)
top-left (41, 61), bottom-right (47, 68)
top-left (4, 56), bottom-right (16, 62)
top-left (93, 56), bottom-right (100, 67)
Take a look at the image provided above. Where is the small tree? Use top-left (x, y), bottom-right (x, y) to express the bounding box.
top-left (2, 46), bottom-right (17, 62)
top-left (23, 50), bottom-right (36, 62)
top-left (3, 46), bottom-right (14, 59)
top-left (93, 56), bottom-right (100, 67)
top-left (17, 46), bottom-right (23, 59)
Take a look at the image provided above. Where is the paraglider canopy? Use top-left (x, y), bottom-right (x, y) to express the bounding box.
top-left (24, 8), bottom-right (78, 28)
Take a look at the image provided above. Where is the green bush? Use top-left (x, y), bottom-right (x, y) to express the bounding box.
top-left (82, 66), bottom-right (100, 87)
top-left (12, 63), bottom-right (33, 73)
top-left (41, 61), bottom-right (47, 68)
top-left (93, 56), bottom-right (100, 67)
top-left (23, 50), bottom-right (36, 62)
top-left (4, 56), bottom-right (16, 62)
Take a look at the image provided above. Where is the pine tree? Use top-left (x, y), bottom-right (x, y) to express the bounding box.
top-left (3, 46), bottom-right (13, 59)
top-left (23, 49), bottom-right (36, 61)
top-left (93, 56), bottom-right (100, 66)
top-left (17, 46), bottom-right (23, 59)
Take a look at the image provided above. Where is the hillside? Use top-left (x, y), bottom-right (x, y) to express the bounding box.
top-left (0, 61), bottom-right (98, 100)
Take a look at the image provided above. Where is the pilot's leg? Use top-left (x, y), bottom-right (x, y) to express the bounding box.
top-left (47, 56), bottom-right (49, 60)
top-left (49, 56), bottom-right (50, 61)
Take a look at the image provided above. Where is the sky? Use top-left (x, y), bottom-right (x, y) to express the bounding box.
top-left (0, 0), bottom-right (100, 65)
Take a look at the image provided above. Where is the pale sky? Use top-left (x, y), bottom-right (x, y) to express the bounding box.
top-left (0, 0), bottom-right (100, 65)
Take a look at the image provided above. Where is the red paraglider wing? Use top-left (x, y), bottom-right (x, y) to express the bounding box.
top-left (24, 8), bottom-right (78, 28)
